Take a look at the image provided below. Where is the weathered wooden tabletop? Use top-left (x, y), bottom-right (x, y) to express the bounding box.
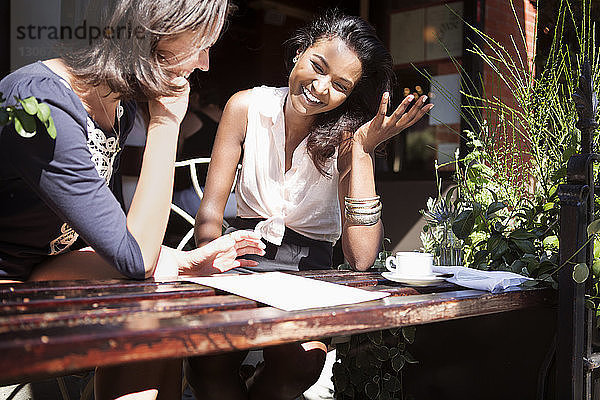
top-left (0, 269), bottom-right (555, 385)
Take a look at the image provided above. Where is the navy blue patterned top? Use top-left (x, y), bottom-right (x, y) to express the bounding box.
top-left (0, 61), bottom-right (145, 280)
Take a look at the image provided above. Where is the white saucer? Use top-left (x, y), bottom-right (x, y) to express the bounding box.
top-left (381, 271), bottom-right (449, 286)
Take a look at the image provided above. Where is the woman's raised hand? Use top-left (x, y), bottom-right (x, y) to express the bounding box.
top-left (354, 92), bottom-right (434, 153)
top-left (147, 76), bottom-right (191, 126)
top-left (179, 230), bottom-right (266, 275)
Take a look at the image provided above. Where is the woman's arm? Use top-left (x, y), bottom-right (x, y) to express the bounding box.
top-left (30, 230), bottom-right (265, 281)
top-left (337, 92), bottom-right (433, 271)
top-left (126, 77), bottom-right (191, 277)
top-left (337, 139), bottom-right (382, 271)
top-left (194, 90), bottom-right (252, 247)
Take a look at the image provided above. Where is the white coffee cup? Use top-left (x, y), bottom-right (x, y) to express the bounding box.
top-left (385, 252), bottom-right (434, 277)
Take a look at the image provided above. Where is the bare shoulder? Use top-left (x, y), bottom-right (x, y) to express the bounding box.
top-left (217, 89), bottom-right (254, 144)
top-left (223, 89), bottom-right (253, 115)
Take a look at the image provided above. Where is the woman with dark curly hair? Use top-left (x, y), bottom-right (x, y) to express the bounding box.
top-left (188, 8), bottom-right (433, 400)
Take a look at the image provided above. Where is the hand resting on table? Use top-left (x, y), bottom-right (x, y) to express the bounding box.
top-left (154, 230), bottom-right (266, 278)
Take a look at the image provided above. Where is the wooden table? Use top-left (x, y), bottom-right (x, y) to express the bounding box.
top-left (0, 270), bottom-right (555, 385)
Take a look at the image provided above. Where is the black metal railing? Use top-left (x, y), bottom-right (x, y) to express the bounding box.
top-left (557, 59), bottom-right (599, 399)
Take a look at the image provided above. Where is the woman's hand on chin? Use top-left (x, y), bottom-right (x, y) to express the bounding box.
top-left (148, 76), bottom-right (191, 127)
top-left (178, 230), bottom-right (266, 276)
top-left (353, 92), bottom-right (434, 153)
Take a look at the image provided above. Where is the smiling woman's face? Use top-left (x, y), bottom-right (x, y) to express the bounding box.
top-left (287, 37), bottom-right (362, 117)
top-left (156, 30), bottom-right (211, 79)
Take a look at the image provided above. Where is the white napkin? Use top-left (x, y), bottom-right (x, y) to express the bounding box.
top-left (432, 265), bottom-right (532, 293)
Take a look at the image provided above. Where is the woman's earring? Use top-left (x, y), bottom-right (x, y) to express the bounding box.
top-left (293, 55), bottom-right (299, 63)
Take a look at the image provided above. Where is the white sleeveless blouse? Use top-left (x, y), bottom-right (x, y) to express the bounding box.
top-left (236, 86), bottom-right (341, 246)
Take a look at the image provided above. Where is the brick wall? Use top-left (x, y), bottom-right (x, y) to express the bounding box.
top-left (481, 0), bottom-right (537, 189)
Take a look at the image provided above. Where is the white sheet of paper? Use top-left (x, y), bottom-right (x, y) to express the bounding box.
top-left (186, 272), bottom-right (390, 312)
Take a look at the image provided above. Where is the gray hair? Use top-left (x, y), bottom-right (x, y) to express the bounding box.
top-left (62, 0), bottom-right (230, 101)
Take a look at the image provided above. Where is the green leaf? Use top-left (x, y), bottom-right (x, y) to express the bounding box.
top-left (404, 351), bottom-right (419, 364)
top-left (36, 102), bottom-right (51, 122)
top-left (588, 219), bottom-right (600, 237)
top-left (372, 345), bottom-right (389, 362)
top-left (453, 209), bottom-right (476, 239)
top-left (585, 299), bottom-right (596, 311)
top-left (551, 166), bottom-right (567, 181)
top-left (444, 185), bottom-right (459, 208)
top-left (487, 234), bottom-right (509, 259)
top-left (486, 202), bottom-right (506, 217)
top-left (473, 249), bottom-right (490, 266)
top-left (13, 109), bottom-right (36, 137)
top-left (19, 96), bottom-right (39, 115)
top-left (543, 235), bottom-right (559, 250)
top-left (365, 382), bottom-right (380, 399)
top-left (509, 229), bottom-right (536, 240)
top-left (526, 259), bottom-right (540, 275)
top-left (391, 355), bottom-right (405, 372)
top-left (512, 239), bottom-right (536, 254)
top-left (562, 146), bottom-right (577, 162)
top-left (521, 280), bottom-right (539, 287)
top-left (473, 202), bottom-right (483, 217)
top-left (509, 259), bottom-right (526, 273)
top-left (573, 263), bottom-right (589, 284)
top-left (388, 327), bottom-right (400, 336)
top-left (402, 326), bottom-right (416, 344)
top-left (538, 261), bottom-right (556, 276)
top-left (0, 108), bottom-right (8, 126)
top-left (367, 330), bottom-right (383, 345)
top-left (543, 202), bottom-right (556, 211)
top-left (593, 259), bottom-right (600, 277)
top-left (383, 375), bottom-right (402, 392)
top-left (42, 115), bottom-right (57, 139)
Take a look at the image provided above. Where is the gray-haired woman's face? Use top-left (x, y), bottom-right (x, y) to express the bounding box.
top-left (156, 30), bottom-right (211, 79)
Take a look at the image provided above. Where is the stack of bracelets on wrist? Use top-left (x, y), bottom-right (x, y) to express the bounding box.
top-left (344, 195), bottom-right (382, 226)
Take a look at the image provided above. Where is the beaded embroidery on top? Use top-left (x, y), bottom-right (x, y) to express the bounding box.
top-left (86, 102), bottom-right (123, 184)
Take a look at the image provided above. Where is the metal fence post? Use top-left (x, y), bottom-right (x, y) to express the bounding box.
top-left (556, 60), bottom-right (598, 400)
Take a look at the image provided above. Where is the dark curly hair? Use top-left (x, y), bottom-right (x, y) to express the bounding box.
top-left (284, 9), bottom-right (395, 176)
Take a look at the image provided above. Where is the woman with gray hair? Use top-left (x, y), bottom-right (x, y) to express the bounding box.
top-left (0, 0), bottom-right (264, 398)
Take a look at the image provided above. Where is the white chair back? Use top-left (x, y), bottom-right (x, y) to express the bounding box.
top-left (171, 158), bottom-right (239, 250)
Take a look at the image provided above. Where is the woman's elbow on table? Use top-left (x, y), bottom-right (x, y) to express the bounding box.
top-left (346, 254), bottom-right (378, 272)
